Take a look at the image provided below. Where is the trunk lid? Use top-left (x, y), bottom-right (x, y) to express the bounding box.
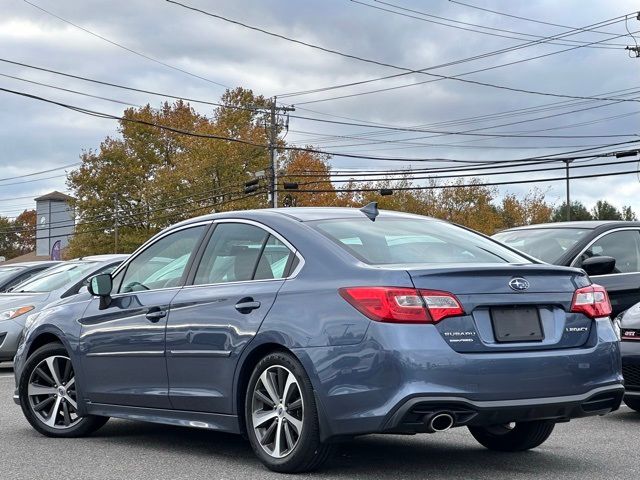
top-left (406, 263), bottom-right (595, 353)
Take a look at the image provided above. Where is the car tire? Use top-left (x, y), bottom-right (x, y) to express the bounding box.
top-left (19, 343), bottom-right (109, 438)
top-left (624, 397), bottom-right (640, 412)
top-left (468, 420), bottom-right (555, 452)
top-left (244, 351), bottom-right (333, 473)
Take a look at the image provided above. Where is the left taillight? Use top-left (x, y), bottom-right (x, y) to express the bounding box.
top-left (338, 286), bottom-right (464, 324)
top-left (570, 284), bottom-right (612, 319)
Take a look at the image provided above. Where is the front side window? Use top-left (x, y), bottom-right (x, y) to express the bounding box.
top-left (119, 226), bottom-right (206, 293)
top-left (575, 230), bottom-right (640, 273)
top-left (194, 223), bottom-right (294, 285)
top-left (314, 217), bottom-right (529, 265)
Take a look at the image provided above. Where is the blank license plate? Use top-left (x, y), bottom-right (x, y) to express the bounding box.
top-left (490, 307), bottom-right (544, 343)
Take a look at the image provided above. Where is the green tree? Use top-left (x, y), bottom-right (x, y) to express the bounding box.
top-left (551, 201), bottom-right (593, 222)
top-left (591, 200), bottom-right (622, 220)
top-left (621, 205), bottom-right (637, 221)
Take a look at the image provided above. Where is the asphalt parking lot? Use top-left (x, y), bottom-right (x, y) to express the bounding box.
top-left (1, 363), bottom-right (638, 480)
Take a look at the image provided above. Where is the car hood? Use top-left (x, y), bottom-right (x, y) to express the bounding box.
top-left (0, 292), bottom-right (51, 311)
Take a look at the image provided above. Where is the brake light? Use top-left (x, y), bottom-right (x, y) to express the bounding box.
top-left (339, 287), bottom-right (464, 324)
top-left (570, 284), bottom-right (612, 319)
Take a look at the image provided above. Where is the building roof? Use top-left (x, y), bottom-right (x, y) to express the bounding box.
top-left (34, 191), bottom-right (75, 202)
top-left (0, 251), bottom-right (52, 265)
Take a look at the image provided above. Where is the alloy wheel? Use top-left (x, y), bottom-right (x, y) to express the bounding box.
top-left (251, 365), bottom-right (304, 459)
top-left (27, 355), bottom-right (81, 429)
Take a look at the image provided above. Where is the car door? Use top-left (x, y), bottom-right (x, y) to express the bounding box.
top-left (572, 228), bottom-right (640, 316)
top-left (166, 220), bottom-right (300, 413)
top-left (78, 224), bottom-right (208, 408)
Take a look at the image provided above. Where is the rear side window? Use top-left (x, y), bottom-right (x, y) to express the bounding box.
top-left (194, 223), bottom-right (294, 285)
top-left (313, 217), bottom-right (528, 265)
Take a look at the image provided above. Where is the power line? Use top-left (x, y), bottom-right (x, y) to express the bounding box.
top-left (288, 113), bottom-right (639, 139)
top-left (21, 0), bottom-right (230, 89)
top-left (290, 155), bottom-right (640, 186)
top-left (274, 12), bottom-right (633, 99)
top-left (0, 72), bottom-right (139, 107)
top-left (288, 24), bottom-right (639, 106)
top-left (3, 85), bottom-right (638, 167)
top-left (282, 166), bottom-right (640, 193)
top-left (448, 0), bottom-right (624, 35)
top-left (0, 161), bottom-right (80, 182)
top-left (0, 58), bottom-right (244, 110)
top-left (165, 0), bottom-right (636, 104)
top-left (292, 86), bottom-right (640, 143)
top-left (351, 0), bottom-right (626, 48)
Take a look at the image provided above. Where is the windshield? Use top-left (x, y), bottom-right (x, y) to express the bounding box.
top-left (493, 228), bottom-right (591, 263)
top-left (0, 266), bottom-right (24, 283)
top-left (12, 262), bottom-right (99, 293)
top-left (313, 217), bottom-right (529, 265)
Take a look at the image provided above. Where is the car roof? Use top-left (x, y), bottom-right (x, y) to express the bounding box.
top-left (0, 261), bottom-right (60, 268)
top-left (70, 254), bottom-right (129, 263)
top-left (498, 220), bottom-right (640, 232)
top-left (171, 207), bottom-right (433, 228)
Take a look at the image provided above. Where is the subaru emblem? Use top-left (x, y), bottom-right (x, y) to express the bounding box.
top-left (509, 277), bottom-right (530, 291)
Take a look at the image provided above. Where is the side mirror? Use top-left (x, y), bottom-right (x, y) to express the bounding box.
top-left (88, 273), bottom-right (113, 309)
top-left (581, 256), bottom-right (616, 276)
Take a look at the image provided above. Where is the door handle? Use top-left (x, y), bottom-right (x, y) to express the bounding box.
top-left (146, 308), bottom-right (167, 322)
top-left (235, 298), bottom-right (261, 314)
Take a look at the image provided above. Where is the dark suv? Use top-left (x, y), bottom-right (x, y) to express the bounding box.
top-left (494, 221), bottom-right (640, 317)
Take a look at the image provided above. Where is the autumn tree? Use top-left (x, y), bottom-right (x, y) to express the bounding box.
top-left (498, 190), bottom-right (552, 229)
top-left (280, 149), bottom-right (338, 207)
top-left (66, 88), bottom-right (277, 256)
top-left (13, 209), bottom-right (36, 255)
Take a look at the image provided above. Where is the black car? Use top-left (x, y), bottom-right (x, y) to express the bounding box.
top-left (493, 221), bottom-right (640, 317)
top-left (0, 261), bottom-right (60, 293)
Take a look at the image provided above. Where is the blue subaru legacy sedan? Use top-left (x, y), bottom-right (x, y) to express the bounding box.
top-left (13, 206), bottom-right (623, 473)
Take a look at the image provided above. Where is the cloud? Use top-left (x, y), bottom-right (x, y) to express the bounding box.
top-left (0, 0), bottom-right (638, 218)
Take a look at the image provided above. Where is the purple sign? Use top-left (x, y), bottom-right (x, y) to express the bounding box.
top-left (51, 240), bottom-right (61, 261)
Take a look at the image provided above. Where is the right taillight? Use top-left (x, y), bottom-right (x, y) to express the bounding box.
top-left (338, 286), bottom-right (464, 324)
top-left (570, 284), bottom-right (612, 319)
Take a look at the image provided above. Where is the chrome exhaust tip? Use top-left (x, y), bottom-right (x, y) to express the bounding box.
top-left (425, 412), bottom-right (455, 433)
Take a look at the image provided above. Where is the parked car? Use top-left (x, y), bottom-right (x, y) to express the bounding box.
top-left (0, 255), bottom-right (127, 362)
top-left (13, 207), bottom-right (623, 473)
top-left (0, 261), bottom-right (60, 293)
top-left (493, 221), bottom-right (640, 317)
top-left (617, 302), bottom-right (640, 411)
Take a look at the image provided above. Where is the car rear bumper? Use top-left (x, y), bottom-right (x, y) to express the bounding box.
top-left (621, 340), bottom-right (640, 399)
top-left (382, 385), bottom-right (624, 433)
top-left (297, 318), bottom-right (623, 439)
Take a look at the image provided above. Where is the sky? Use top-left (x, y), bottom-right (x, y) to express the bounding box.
top-left (0, 0), bottom-right (638, 219)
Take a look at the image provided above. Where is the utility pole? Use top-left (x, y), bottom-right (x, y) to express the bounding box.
top-left (113, 195), bottom-right (119, 253)
top-left (267, 97), bottom-right (294, 208)
top-left (564, 160), bottom-right (573, 221)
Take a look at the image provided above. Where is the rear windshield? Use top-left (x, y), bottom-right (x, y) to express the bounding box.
top-left (493, 228), bottom-right (591, 263)
top-left (313, 217), bottom-right (529, 265)
top-left (11, 261), bottom-right (99, 293)
top-left (0, 266), bottom-right (24, 283)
